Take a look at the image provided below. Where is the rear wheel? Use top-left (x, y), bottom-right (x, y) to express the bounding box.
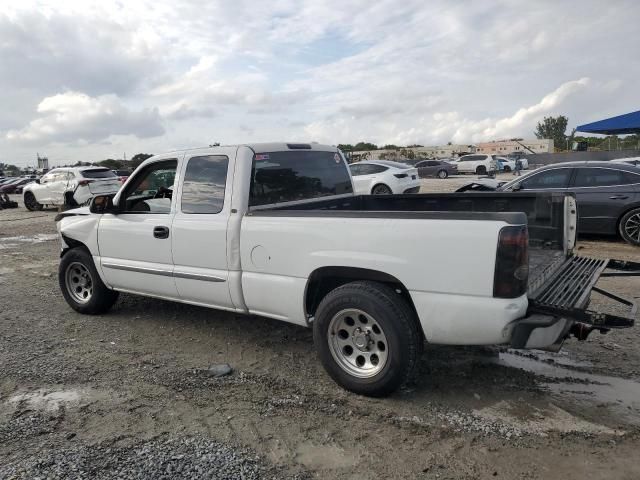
top-left (476, 165), bottom-right (487, 175)
top-left (437, 169), bottom-right (448, 179)
top-left (371, 184), bottom-right (392, 195)
top-left (24, 192), bottom-right (43, 211)
top-left (503, 166), bottom-right (511, 172)
top-left (59, 247), bottom-right (119, 314)
top-left (619, 208), bottom-right (640, 246)
top-left (313, 281), bottom-right (422, 396)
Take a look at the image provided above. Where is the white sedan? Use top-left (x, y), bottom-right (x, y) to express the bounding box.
top-left (23, 167), bottom-right (122, 211)
top-left (349, 160), bottom-right (421, 194)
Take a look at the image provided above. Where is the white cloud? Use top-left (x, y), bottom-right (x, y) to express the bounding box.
top-left (1, 0), bottom-right (639, 166)
top-left (6, 92), bottom-right (164, 144)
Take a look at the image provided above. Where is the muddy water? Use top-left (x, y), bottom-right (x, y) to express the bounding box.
top-left (495, 351), bottom-right (640, 425)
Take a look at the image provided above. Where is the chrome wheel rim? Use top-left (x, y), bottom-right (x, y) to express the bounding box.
top-left (624, 213), bottom-right (640, 242)
top-left (327, 309), bottom-right (389, 378)
top-left (65, 262), bottom-right (93, 304)
top-left (438, 170), bottom-right (447, 178)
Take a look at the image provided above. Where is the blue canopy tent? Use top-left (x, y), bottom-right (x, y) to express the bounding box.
top-left (576, 110), bottom-right (640, 135)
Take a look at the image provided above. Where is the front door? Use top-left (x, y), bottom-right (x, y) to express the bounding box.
top-left (171, 148), bottom-right (236, 310)
top-left (98, 158), bottom-right (179, 298)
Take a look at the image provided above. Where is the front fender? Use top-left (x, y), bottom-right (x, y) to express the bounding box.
top-left (56, 208), bottom-right (101, 256)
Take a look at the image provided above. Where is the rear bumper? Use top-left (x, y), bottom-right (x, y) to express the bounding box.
top-left (403, 186), bottom-right (420, 194)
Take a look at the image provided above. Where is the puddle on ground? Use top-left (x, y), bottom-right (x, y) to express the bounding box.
top-left (0, 234), bottom-right (58, 250)
top-left (494, 351), bottom-right (640, 425)
top-left (6, 388), bottom-right (85, 412)
top-left (294, 442), bottom-right (358, 469)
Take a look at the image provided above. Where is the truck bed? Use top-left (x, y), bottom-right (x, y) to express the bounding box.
top-left (251, 191), bottom-right (570, 251)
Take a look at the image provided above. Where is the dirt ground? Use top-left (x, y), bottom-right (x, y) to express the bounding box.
top-left (1, 181), bottom-right (640, 479)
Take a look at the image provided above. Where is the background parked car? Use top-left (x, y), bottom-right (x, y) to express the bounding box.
top-left (23, 167), bottom-right (121, 211)
top-left (450, 154), bottom-right (495, 175)
top-left (414, 159), bottom-right (458, 178)
top-left (459, 161), bottom-right (640, 245)
top-left (0, 177), bottom-right (35, 194)
top-left (349, 160), bottom-right (421, 194)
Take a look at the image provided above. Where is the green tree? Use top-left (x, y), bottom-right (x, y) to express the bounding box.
top-left (130, 153), bottom-right (154, 169)
top-left (353, 142), bottom-right (378, 151)
top-left (534, 115), bottom-right (569, 151)
top-left (96, 158), bottom-right (124, 170)
top-left (381, 144), bottom-right (399, 150)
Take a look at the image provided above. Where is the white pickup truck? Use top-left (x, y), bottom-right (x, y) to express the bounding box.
top-left (55, 143), bottom-right (637, 396)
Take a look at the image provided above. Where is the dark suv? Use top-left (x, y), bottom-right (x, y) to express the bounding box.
top-left (498, 161), bottom-right (640, 245)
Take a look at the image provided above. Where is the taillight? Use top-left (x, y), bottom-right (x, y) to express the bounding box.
top-left (394, 173), bottom-right (408, 178)
top-left (78, 179), bottom-right (94, 186)
top-left (493, 225), bottom-right (528, 298)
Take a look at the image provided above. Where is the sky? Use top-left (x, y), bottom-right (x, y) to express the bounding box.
top-left (1, 0), bottom-right (639, 167)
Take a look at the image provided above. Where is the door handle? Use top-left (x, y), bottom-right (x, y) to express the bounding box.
top-left (153, 226), bottom-right (170, 239)
top-left (609, 195), bottom-right (629, 200)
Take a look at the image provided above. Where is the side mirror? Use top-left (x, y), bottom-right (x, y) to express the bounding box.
top-left (90, 194), bottom-right (116, 214)
top-left (511, 183), bottom-right (522, 192)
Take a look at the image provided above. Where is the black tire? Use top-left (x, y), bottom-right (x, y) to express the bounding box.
top-left (476, 165), bottom-right (487, 175)
top-left (437, 169), bottom-right (448, 179)
top-left (619, 208), bottom-right (640, 246)
top-left (503, 166), bottom-right (511, 172)
top-left (24, 192), bottom-right (43, 211)
top-left (59, 247), bottom-right (119, 314)
top-left (371, 184), bottom-right (392, 195)
top-left (313, 281), bottom-right (422, 397)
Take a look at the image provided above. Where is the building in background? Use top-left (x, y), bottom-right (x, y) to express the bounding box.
top-left (37, 154), bottom-right (49, 171)
top-left (475, 139), bottom-right (553, 155)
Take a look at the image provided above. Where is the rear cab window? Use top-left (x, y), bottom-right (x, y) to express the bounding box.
top-left (250, 150), bottom-right (353, 206)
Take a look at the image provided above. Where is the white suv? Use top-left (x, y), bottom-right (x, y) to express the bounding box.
top-left (23, 167), bottom-right (122, 211)
top-left (453, 154), bottom-right (498, 175)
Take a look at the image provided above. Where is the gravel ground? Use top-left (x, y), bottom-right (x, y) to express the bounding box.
top-left (1, 185), bottom-right (640, 479)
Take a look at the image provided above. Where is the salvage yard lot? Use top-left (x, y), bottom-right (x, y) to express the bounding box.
top-left (1, 180), bottom-right (640, 480)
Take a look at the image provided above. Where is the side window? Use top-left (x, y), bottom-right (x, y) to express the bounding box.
top-left (573, 168), bottom-right (624, 187)
top-left (181, 155), bottom-right (229, 214)
top-left (122, 159), bottom-right (177, 213)
top-left (426, 161), bottom-right (439, 166)
top-left (349, 164), bottom-right (363, 176)
top-left (520, 169), bottom-right (571, 189)
top-left (369, 164), bottom-right (388, 174)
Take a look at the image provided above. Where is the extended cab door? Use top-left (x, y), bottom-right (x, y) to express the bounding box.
top-left (171, 148), bottom-right (236, 310)
top-left (98, 157), bottom-right (179, 298)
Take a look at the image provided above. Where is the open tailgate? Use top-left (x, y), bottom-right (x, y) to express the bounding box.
top-left (512, 257), bottom-right (639, 349)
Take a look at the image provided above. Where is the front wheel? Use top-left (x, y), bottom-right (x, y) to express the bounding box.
top-left (476, 165), bottom-right (487, 175)
top-left (313, 281), bottom-right (422, 397)
top-left (59, 247), bottom-right (119, 314)
top-left (371, 184), bottom-right (392, 195)
top-left (619, 208), bottom-right (640, 246)
top-left (437, 169), bottom-right (448, 179)
top-left (24, 192), bottom-right (43, 211)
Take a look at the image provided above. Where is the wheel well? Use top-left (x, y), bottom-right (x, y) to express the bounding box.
top-left (305, 266), bottom-right (422, 334)
top-left (60, 235), bottom-right (89, 257)
top-left (371, 183), bottom-right (390, 194)
top-left (616, 204), bottom-right (640, 232)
